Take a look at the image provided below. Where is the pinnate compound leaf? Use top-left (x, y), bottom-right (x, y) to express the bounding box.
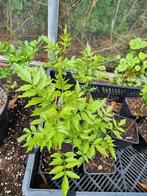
top-left (14, 64), bottom-right (32, 83)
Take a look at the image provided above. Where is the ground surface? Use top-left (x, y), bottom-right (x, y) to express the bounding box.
top-left (0, 77), bottom-right (34, 196)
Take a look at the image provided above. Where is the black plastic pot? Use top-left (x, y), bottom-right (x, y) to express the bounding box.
top-left (125, 97), bottom-right (147, 118)
top-left (0, 84), bottom-right (9, 145)
top-left (23, 147), bottom-right (147, 195)
top-left (112, 116), bottom-right (139, 149)
top-left (138, 120), bottom-right (147, 143)
top-left (133, 120), bottom-right (147, 152)
top-left (83, 153), bottom-right (115, 175)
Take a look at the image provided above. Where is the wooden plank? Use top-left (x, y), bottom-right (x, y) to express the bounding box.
top-left (0, 55), bottom-right (46, 67)
top-left (0, 55), bottom-right (146, 83)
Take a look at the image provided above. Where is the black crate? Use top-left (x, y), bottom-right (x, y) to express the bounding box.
top-left (89, 82), bottom-right (141, 99)
top-left (23, 147), bottom-right (147, 195)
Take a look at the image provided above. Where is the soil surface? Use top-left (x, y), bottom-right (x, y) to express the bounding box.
top-left (41, 144), bottom-right (72, 173)
top-left (0, 76), bottom-right (34, 196)
top-left (85, 152), bottom-right (114, 173)
top-left (126, 98), bottom-right (147, 117)
top-left (138, 121), bottom-right (147, 142)
top-left (0, 86), bottom-right (7, 114)
top-left (106, 99), bottom-right (123, 115)
top-left (115, 116), bottom-right (138, 142)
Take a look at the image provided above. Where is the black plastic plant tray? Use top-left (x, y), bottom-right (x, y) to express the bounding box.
top-left (89, 81), bottom-right (141, 99)
top-left (23, 147), bottom-right (147, 196)
top-left (49, 69), bottom-right (142, 99)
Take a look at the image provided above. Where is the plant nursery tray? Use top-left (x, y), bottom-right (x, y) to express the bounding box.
top-left (89, 81), bottom-right (141, 99)
top-left (49, 69), bottom-right (142, 99)
top-left (23, 147), bottom-right (147, 196)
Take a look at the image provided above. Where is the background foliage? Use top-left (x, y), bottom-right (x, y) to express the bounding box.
top-left (0, 0), bottom-right (47, 41)
top-left (60, 0), bottom-right (147, 55)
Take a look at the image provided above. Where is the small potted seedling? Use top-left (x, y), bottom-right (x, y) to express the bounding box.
top-left (112, 116), bottom-right (139, 149)
top-left (14, 63), bottom-right (126, 196)
top-left (105, 99), bottom-right (139, 149)
top-left (125, 84), bottom-right (147, 118)
top-left (0, 83), bottom-right (9, 145)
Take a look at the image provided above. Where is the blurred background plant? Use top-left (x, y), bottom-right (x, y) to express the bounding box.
top-left (0, 0), bottom-right (48, 61)
top-left (0, 0), bottom-right (47, 42)
top-left (0, 0), bottom-right (146, 60)
top-left (60, 0), bottom-right (147, 56)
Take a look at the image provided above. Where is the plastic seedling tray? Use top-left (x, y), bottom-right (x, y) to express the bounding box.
top-left (23, 147), bottom-right (147, 196)
top-left (112, 116), bottom-right (139, 149)
top-left (49, 69), bottom-right (142, 99)
top-left (0, 83), bottom-right (9, 145)
top-left (87, 81), bottom-right (142, 99)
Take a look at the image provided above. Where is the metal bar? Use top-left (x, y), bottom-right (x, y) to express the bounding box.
top-left (48, 0), bottom-right (59, 41)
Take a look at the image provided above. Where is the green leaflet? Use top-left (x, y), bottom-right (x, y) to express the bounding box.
top-left (16, 84), bottom-right (32, 92)
top-left (49, 166), bottom-right (64, 174)
top-left (14, 64), bottom-right (32, 83)
top-left (65, 171), bottom-right (80, 179)
top-left (62, 175), bottom-right (69, 196)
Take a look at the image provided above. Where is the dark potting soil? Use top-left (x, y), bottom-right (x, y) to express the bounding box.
top-left (138, 121), bottom-right (147, 142)
top-left (115, 116), bottom-right (138, 142)
top-left (40, 144), bottom-right (73, 174)
top-left (126, 98), bottom-right (147, 117)
top-left (106, 99), bottom-right (123, 115)
top-left (0, 86), bottom-right (7, 114)
top-left (37, 144), bottom-right (73, 188)
top-left (0, 75), bottom-right (35, 196)
top-left (85, 152), bottom-right (114, 173)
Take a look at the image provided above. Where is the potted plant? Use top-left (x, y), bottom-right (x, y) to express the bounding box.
top-left (0, 83), bottom-right (9, 145)
top-left (112, 116), bottom-right (139, 149)
top-left (129, 84), bottom-right (147, 151)
top-left (13, 61), bottom-right (127, 196)
top-left (105, 99), bottom-right (139, 149)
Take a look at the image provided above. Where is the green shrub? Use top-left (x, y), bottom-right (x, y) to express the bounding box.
top-left (114, 37), bottom-right (147, 86)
